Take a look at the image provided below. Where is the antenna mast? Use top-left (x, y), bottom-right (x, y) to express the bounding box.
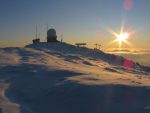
top-left (47, 23), bottom-right (49, 32)
top-left (61, 34), bottom-right (63, 43)
top-left (46, 23), bottom-right (49, 42)
top-left (36, 25), bottom-right (37, 39)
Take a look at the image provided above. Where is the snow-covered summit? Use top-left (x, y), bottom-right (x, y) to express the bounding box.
top-left (25, 42), bottom-right (146, 71)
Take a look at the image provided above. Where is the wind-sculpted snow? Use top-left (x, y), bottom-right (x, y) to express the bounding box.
top-left (0, 48), bottom-right (21, 66)
top-left (0, 43), bottom-right (149, 113)
top-left (26, 42), bottom-right (150, 72)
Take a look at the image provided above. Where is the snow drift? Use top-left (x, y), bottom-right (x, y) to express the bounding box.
top-left (0, 42), bottom-right (149, 113)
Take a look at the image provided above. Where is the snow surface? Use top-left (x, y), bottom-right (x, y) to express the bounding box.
top-left (0, 42), bottom-right (150, 113)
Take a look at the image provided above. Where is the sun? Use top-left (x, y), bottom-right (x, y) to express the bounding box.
top-left (117, 32), bottom-right (129, 43)
top-left (115, 32), bottom-right (130, 48)
top-left (108, 28), bottom-right (132, 48)
top-left (114, 31), bottom-right (131, 48)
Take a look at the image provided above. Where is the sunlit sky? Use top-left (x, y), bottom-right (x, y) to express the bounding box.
top-left (0, 0), bottom-right (150, 50)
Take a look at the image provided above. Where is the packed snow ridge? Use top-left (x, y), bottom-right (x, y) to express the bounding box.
top-left (0, 42), bottom-right (149, 113)
top-left (26, 42), bottom-right (149, 72)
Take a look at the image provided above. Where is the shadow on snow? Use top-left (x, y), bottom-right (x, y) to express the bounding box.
top-left (0, 63), bottom-right (150, 113)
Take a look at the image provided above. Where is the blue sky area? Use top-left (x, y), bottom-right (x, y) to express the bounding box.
top-left (0, 0), bottom-right (150, 50)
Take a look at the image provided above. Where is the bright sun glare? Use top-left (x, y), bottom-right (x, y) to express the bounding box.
top-left (108, 26), bottom-right (133, 48)
top-left (117, 32), bottom-right (129, 44)
top-left (113, 31), bottom-right (131, 48)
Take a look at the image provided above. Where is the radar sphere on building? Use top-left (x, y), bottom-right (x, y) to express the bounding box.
top-left (47, 28), bottom-right (58, 42)
top-left (47, 28), bottom-right (57, 37)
